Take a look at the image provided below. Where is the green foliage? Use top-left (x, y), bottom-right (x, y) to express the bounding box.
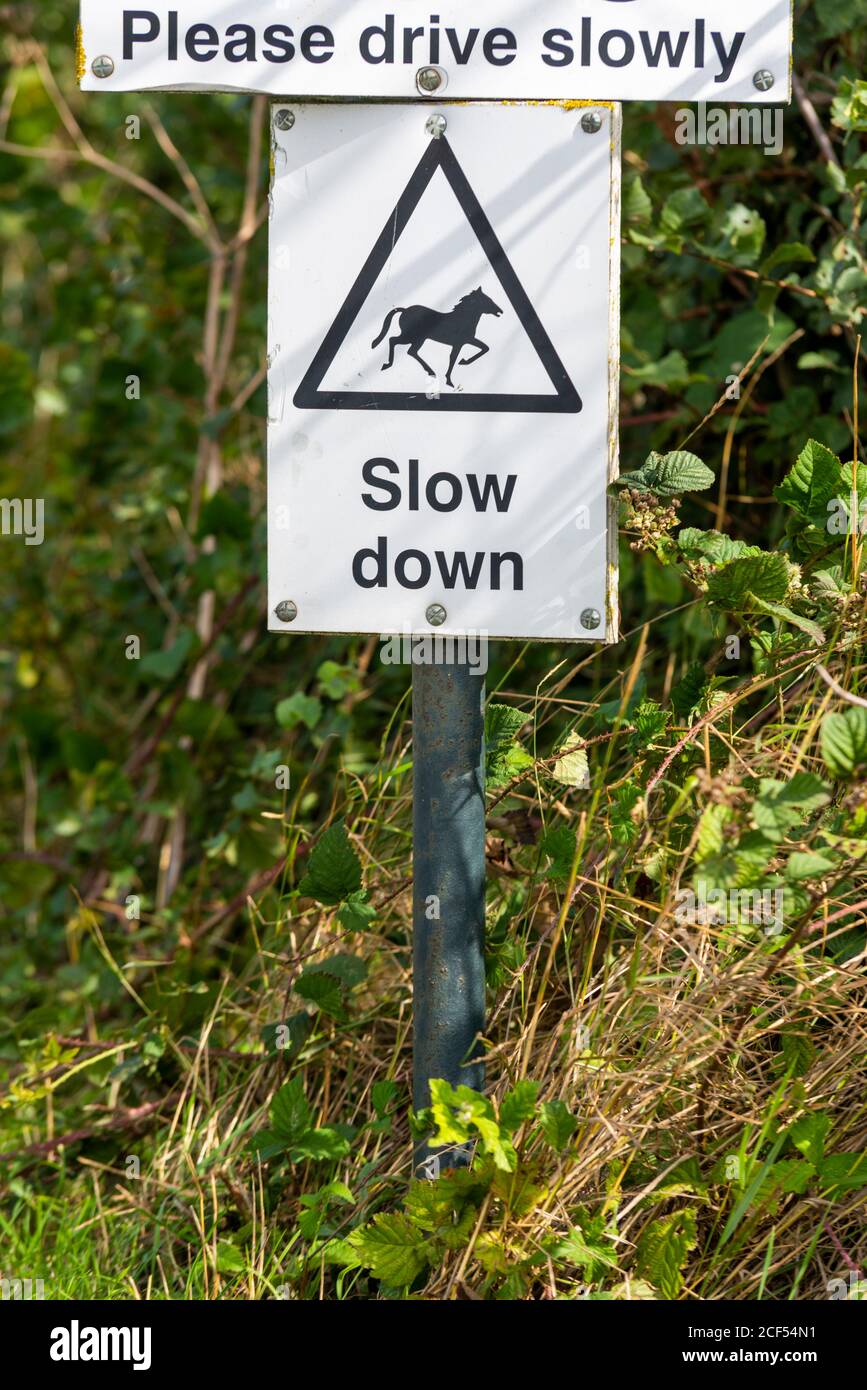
top-left (298, 822), bottom-right (362, 905)
top-left (1, 2), bottom-right (865, 1305)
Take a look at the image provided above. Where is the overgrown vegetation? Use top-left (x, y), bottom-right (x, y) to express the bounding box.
top-left (1, 2), bottom-right (865, 1300)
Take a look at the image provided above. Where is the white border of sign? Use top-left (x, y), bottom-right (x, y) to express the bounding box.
top-left (268, 100), bottom-right (621, 644)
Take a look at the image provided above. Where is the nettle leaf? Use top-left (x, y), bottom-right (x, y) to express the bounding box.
top-left (539, 1099), bottom-right (578, 1151)
top-left (139, 629), bottom-right (194, 682)
top-left (552, 737), bottom-right (589, 788)
top-left (671, 661), bottom-right (708, 718)
top-left (621, 450), bottom-right (714, 497)
top-left (290, 1128), bottom-right (351, 1162)
top-left (498, 1079), bottom-right (540, 1134)
top-left (635, 1209), bottom-right (697, 1300)
top-left (761, 242), bottom-right (816, 274)
top-left (785, 851), bottom-right (836, 881)
top-left (775, 439), bottom-right (844, 522)
top-left (816, 1152), bottom-right (867, 1193)
top-left (298, 821), bottom-right (362, 905)
top-left (821, 707), bottom-right (867, 778)
top-left (349, 1213), bottom-right (431, 1286)
top-left (706, 552), bottom-right (791, 609)
top-left (622, 172), bottom-right (652, 224)
top-left (831, 77), bottom-right (867, 132)
top-left (788, 1112), bottom-right (831, 1166)
top-left (295, 955), bottom-right (367, 1017)
top-left (696, 803), bottom-right (731, 861)
top-left (270, 1077), bottom-right (312, 1143)
top-left (486, 703), bottom-right (531, 787)
top-left (429, 1079), bottom-right (516, 1172)
top-left (336, 891), bottom-right (377, 934)
top-left (540, 824), bottom-right (577, 883)
top-left (677, 529), bottom-right (762, 565)
top-left (750, 597), bottom-right (825, 645)
top-left (753, 774), bottom-right (830, 838)
top-left (275, 692), bottom-right (322, 731)
top-left (630, 698), bottom-right (670, 747)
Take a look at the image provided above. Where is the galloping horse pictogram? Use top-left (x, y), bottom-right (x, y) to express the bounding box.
top-left (371, 287), bottom-right (504, 389)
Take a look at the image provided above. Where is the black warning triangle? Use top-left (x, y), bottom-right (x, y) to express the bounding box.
top-left (293, 136), bottom-right (582, 414)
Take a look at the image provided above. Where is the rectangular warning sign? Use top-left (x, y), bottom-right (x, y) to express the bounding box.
top-left (79, 2), bottom-right (792, 104)
top-left (268, 102), bottom-right (620, 642)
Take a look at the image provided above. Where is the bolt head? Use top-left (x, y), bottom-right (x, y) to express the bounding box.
top-left (416, 65), bottom-right (446, 95)
top-left (753, 69), bottom-right (775, 91)
top-left (425, 113), bottom-right (448, 139)
top-left (275, 109), bottom-right (295, 131)
top-left (580, 110), bottom-right (603, 134)
top-left (274, 600), bottom-right (298, 623)
top-left (580, 608), bottom-right (602, 632)
top-left (426, 603), bottom-right (447, 627)
top-left (91, 55), bottom-right (115, 80)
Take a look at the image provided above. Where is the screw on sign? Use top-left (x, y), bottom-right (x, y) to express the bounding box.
top-left (78, 0), bottom-right (795, 1181)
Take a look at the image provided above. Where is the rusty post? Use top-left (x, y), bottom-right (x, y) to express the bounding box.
top-left (411, 658), bottom-right (486, 1177)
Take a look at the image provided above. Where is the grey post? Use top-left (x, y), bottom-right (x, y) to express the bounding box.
top-left (412, 659), bottom-right (486, 1175)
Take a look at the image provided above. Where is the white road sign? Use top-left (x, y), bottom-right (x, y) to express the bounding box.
top-left (268, 101), bottom-right (620, 641)
top-left (79, 2), bottom-right (792, 103)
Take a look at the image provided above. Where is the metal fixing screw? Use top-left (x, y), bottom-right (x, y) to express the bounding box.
top-left (753, 69), bottom-right (775, 92)
top-left (274, 600), bottom-right (298, 623)
top-left (416, 65), bottom-right (447, 96)
top-left (425, 112), bottom-right (448, 139)
top-left (426, 603), bottom-right (447, 627)
top-left (580, 608), bottom-right (602, 632)
top-left (91, 55), bottom-right (115, 80)
top-left (274, 109), bottom-right (295, 131)
top-left (580, 110), bottom-right (603, 134)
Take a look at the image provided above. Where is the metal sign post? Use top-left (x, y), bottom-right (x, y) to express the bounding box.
top-left (412, 661), bottom-right (486, 1175)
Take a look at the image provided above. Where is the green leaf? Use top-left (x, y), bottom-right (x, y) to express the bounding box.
top-left (275, 692), bottom-right (322, 731)
top-left (785, 851), bottom-right (836, 881)
top-left (753, 774), bottom-right (830, 838)
top-left (817, 1152), bottom-right (867, 1193)
top-left (677, 529), bottom-right (762, 565)
top-left (706, 553), bottom-right (791, 608)
top-left (831, 77), bottom-right (867, 131)
top-left (371, 1080), bottom-right (398, 1118)
top-left (290, 1128), bottom-right (351, 1162)
top-left (788, 1113), bottom-right (831, 1166)
top-left (821, 707), bottom-right (867, 778)
top-left (761, 242), bottom-right (816, 274)
top-left (486, 703), bottom-right (531, 787)
top-left (298, 821), bottom-right (362, 905)
top-left (336, 891), bottom-right (377, 933)
top-left (750, 597), bottom-right (825, 645)
top-left (139, 629), bottom-right (194, 682)
top-left (670, 662), bottom-right (709, 718)
top-left (621, 449), bottom-right (714, 497)
top-left (540, 825), bottom-right (577, 883)
top-left (498, 1080), bottom-right (540, 1134)
top-left (539, 1099), bottom-right (578, 1151)
top-left (622, 173), bottom-right (652, 224)
top-left (348, 1213), bottom-right (430, 1286)
top-left (293, 971), bottom-right (344, 1018)
top-left (775, 439), bottom-right (844, 522)
top-left (270, 1077), bottom-right (312, 1144)
top-left (635, 1209), bottom-right (697, 1300)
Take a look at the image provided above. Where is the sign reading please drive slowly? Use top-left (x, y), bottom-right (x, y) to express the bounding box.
top-left (78, 1), bottom-right (793, 102)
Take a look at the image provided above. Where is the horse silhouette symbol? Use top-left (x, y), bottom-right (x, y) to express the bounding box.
top-left (371, 287), bottom-right (504, 389)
